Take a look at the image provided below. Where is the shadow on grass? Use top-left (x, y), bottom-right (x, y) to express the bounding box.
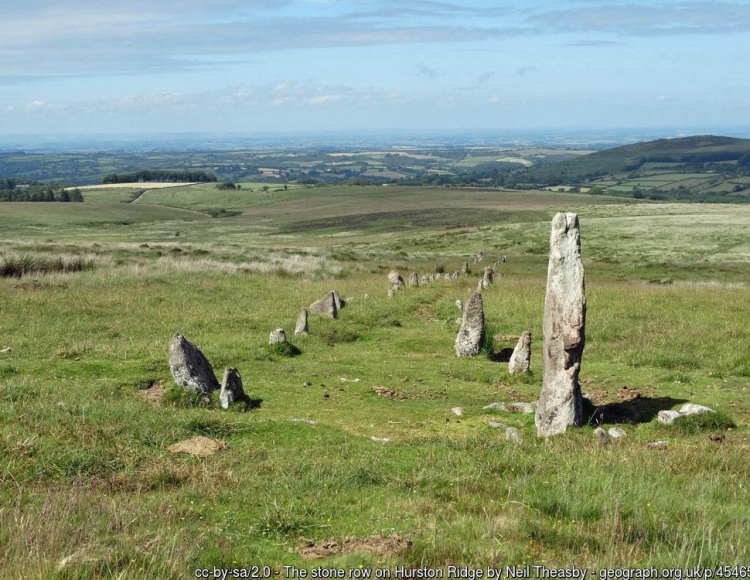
top-left (584, 395), bottom-right (689, 425)
top-left (488, 348), bottom-right (515, 363)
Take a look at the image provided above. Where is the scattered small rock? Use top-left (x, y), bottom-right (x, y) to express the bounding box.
top-left (0, 347), bottom-right (11, 354)
top-left (647, 440), bottom-right (668, 450)
top-left (303, 381), bottom-right (312, 387)
top-left (371, 436), bottom-right (390, 443)
top-left (593, 427), bottom-right (611, 445)
top-left (679, 403), bottom-right (715, 415)
top-left (608, 427), bottom-right (627, 439)
top-left (289, 417), bottom-right (316, 425)
top-left (488, 421), bottom-right (507, 429)
top-left (509, 402), bottom-right (536, 414)
top-left (505, 427), bottom-right (523, 444)
top-left (657, 410), bottom-right (683, 425)
top-left (709, 433), bottom-right (725, 443)
top-left (483, 402), bottom-right (507, 411)
top-left (451, 407), bottom-right (463, 416)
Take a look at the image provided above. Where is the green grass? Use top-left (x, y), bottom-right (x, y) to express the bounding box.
top-left (0, 185), bottom-right (749, 576)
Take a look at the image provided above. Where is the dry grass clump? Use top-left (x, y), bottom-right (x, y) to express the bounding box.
top-left (0, 252), bottom-right (100, 278)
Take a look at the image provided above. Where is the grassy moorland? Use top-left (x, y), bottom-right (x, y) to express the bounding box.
top-left (0, 184), bottom-right (749, 578)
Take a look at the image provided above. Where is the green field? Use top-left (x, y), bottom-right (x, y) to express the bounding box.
top-left (1, 185), bottom-right (749, 576)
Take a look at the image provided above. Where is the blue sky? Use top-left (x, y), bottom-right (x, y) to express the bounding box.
top-left (1, 0), bottom-right (749, 135)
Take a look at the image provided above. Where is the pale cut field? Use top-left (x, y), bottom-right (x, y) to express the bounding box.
top-left (71, 182), bottom-right (198, 190)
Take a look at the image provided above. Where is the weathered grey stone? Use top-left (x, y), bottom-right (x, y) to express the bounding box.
top-left (483, 402), bottom-right (507, 411)
top-left (456, 300), bottom-right (464, 313)
top-left (454, 291), bottom-right (484, 357)
top-left (435, 273), bottom-right (442, 280)
top-left (679, 403), bottom-right (715, 415)
top-left (219, 367), bottom-right (246, 409)
top-left (608, 427), bottom-right (627, 439)
top-left (309, 292), bottom-right (338, 319)
top-left (593, 427), bottom-right (612, 445)
top-left (387, 270), bottom-right (405, 288)
top-left (269, 328), bottom-right (287, 345)
top-left (488, 421), bottom-right (507, 429)
top-left (168, 333), bottom-right (220, 396)
top-left (294, 309), bottom-right (309, 336)
top-left (451, 407), bottom-right (463, 416)
top-left (509, 402), bottom-right (537, 414)
top-left (331, 290), bottom-right (343, 310)
top-left (536, 213), bottom-right (587, 437)
top-left (476, 279), bottom-right (484, 292)
top-left (387, 289), bottom-right (395, 297)
top-left (508, 331), bottom-right (532, 376)
top-left (647, 440), bottom-right (668, 450)
top-left (481, 267), bottom-right (493, 289)
top-left (364, 293), bottom-right (370, 299)
top-left (409, 272), bottom-right (419, 287)
top-left (421, 274), bottom-right (429, 284)
top-left (657, 410), bottom-right (681, 425)
top-left (505, 427), bottom-right (523, 444)
top-left (452, 271), bottom-right (459, 279)
top-left (462, 261), bottom-right (469, 274)
top-left (477, 250), bottom-right (486, 262)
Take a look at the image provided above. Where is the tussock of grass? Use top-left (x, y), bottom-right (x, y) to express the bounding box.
top-left (671, 411), bottom-right (736, 434)
top-left (0, 252), bottom-right (97, 278)
top-left (162, 385), bottom-right (213, 408)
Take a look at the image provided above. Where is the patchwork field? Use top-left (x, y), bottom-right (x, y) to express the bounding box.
top-left (1, 185), bottom-right (749, 577)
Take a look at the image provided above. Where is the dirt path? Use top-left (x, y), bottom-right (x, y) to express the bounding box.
top-left (129, 189), bottom-right (151, 203)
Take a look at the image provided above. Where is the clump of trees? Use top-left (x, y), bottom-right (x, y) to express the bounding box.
top-left (0, 176), bottom-right (83, 202)
top-left (102, 170), bottom-right (216, 184)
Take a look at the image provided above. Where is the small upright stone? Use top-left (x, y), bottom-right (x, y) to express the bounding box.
top-left (331, 290), bottom-right (343, 310)
top-left (309, 292), bottom-right (338, 319)
top-left (387, 270), bottom-right (405, 289)
top-left (481, 267), bottom-right (493, 289)
top-left (455, 299), bottom-right (464, 313)
top-left (269, 329), bottom-right (287, 344)
top-left (409, 272), bottom-right (419, 287)
top-left (387, 289), bottom-right (395, 297)
top-left (454, 291), bottom-right (484, 357)
top-left (462, 262), bottom-right (469, 275)
top-left (219, 367), bottom-right (246, 409)
top-left (168, 333), bottom-right (220, 396)
top-left (593, 427), bottom-right (611, 445)
top-left (435, 273), bottom-right (442, 280)
top-left (294, 309), bottom-right (309, 336)
top-left (505, 427), bottom-right (523, 444)
top-left (535, 213), bottom-right (587, 437)
top-left (476, 250), bottom-right (486, 262)
top-left (508, 331), bottom-right (532, 376)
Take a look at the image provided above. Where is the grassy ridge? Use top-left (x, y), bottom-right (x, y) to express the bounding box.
top-left (0, 185), bottom-right (748, 575)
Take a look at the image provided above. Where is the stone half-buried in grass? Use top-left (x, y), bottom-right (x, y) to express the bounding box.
top-left (219, 367), bottom-right (246, 409)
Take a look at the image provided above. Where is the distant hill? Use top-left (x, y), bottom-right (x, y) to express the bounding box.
top-left (518, 135), bottom-right (750, 186)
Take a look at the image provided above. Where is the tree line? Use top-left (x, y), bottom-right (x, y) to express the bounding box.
top-left (0, 175), bottom-right (83, 202)
top-left (102, 170), bottom-right (217, 184)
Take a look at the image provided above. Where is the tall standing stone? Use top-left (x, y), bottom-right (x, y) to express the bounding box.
top-left (168, 333), bottom-right (220, 396)
top-left (508, 331), bottom-right (532, 375)
top-left (295, 308), bottom-right (309, 335)
top-left (219, 367), bottom-right (246, 409)
top-left (454, 291), bottom-right (484, 357)
top-left (409, 272), bottom-right (419, 287)
top-left (309, 292), bottom-right (338, 319)
top-left (331, 290), bottom-right (343, 310)
top-left (535, 213), bottom-right (586, 437)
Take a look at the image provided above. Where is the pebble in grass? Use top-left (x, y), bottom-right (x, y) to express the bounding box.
top-left (593, 427), bottom-right (612, 445)
top-left (608, 427), bottom-right (627, 439)
top-left (505, 427), bottom-right (523, 444)
top-left (168, 333), bottom-right (220, 396)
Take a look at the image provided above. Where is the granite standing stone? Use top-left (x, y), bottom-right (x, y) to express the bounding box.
top-left (309, 292), bottom-right (338, 319)
top-left (168, 333), bottom-right (220, 396)
top-left (294, 308), bottom-right (309, 335)
top-left (269, 328), bottom-right (287, 344)
top-left (508, 331), bottom-right (532, 375)
top-left (387, 270), bottom-right (405, 289)
top-left (219, 367), bottom-right (246, 409)
top-left (454, 291), bottom-right (484, 357)
top-left (535, 213), bottom-right (587, 437)
top-left (409, 272), bottom-right (419, 287)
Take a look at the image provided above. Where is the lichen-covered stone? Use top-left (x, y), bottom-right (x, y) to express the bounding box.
top-left (269, 328), bottom-right (287, 345)
top-left (535, 213), bottom-right (586, 437)
top-left (309, 292), bottom-right (338, 319)
top-left (454, 291), bottom-right (484, 357)
top-left (168, 333), bottom-right (219, 396)
top-left (294, 309), bottom-right (309, 335)
top-left (508, 331), bottom-right (532, 376)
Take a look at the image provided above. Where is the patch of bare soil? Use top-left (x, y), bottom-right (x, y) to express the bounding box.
top-left (168, 436), bottom-right (228, 457)
top-left (298, 534), bottom-right (412, 560)
top-left (139, 380), bottom-right (165, 406)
